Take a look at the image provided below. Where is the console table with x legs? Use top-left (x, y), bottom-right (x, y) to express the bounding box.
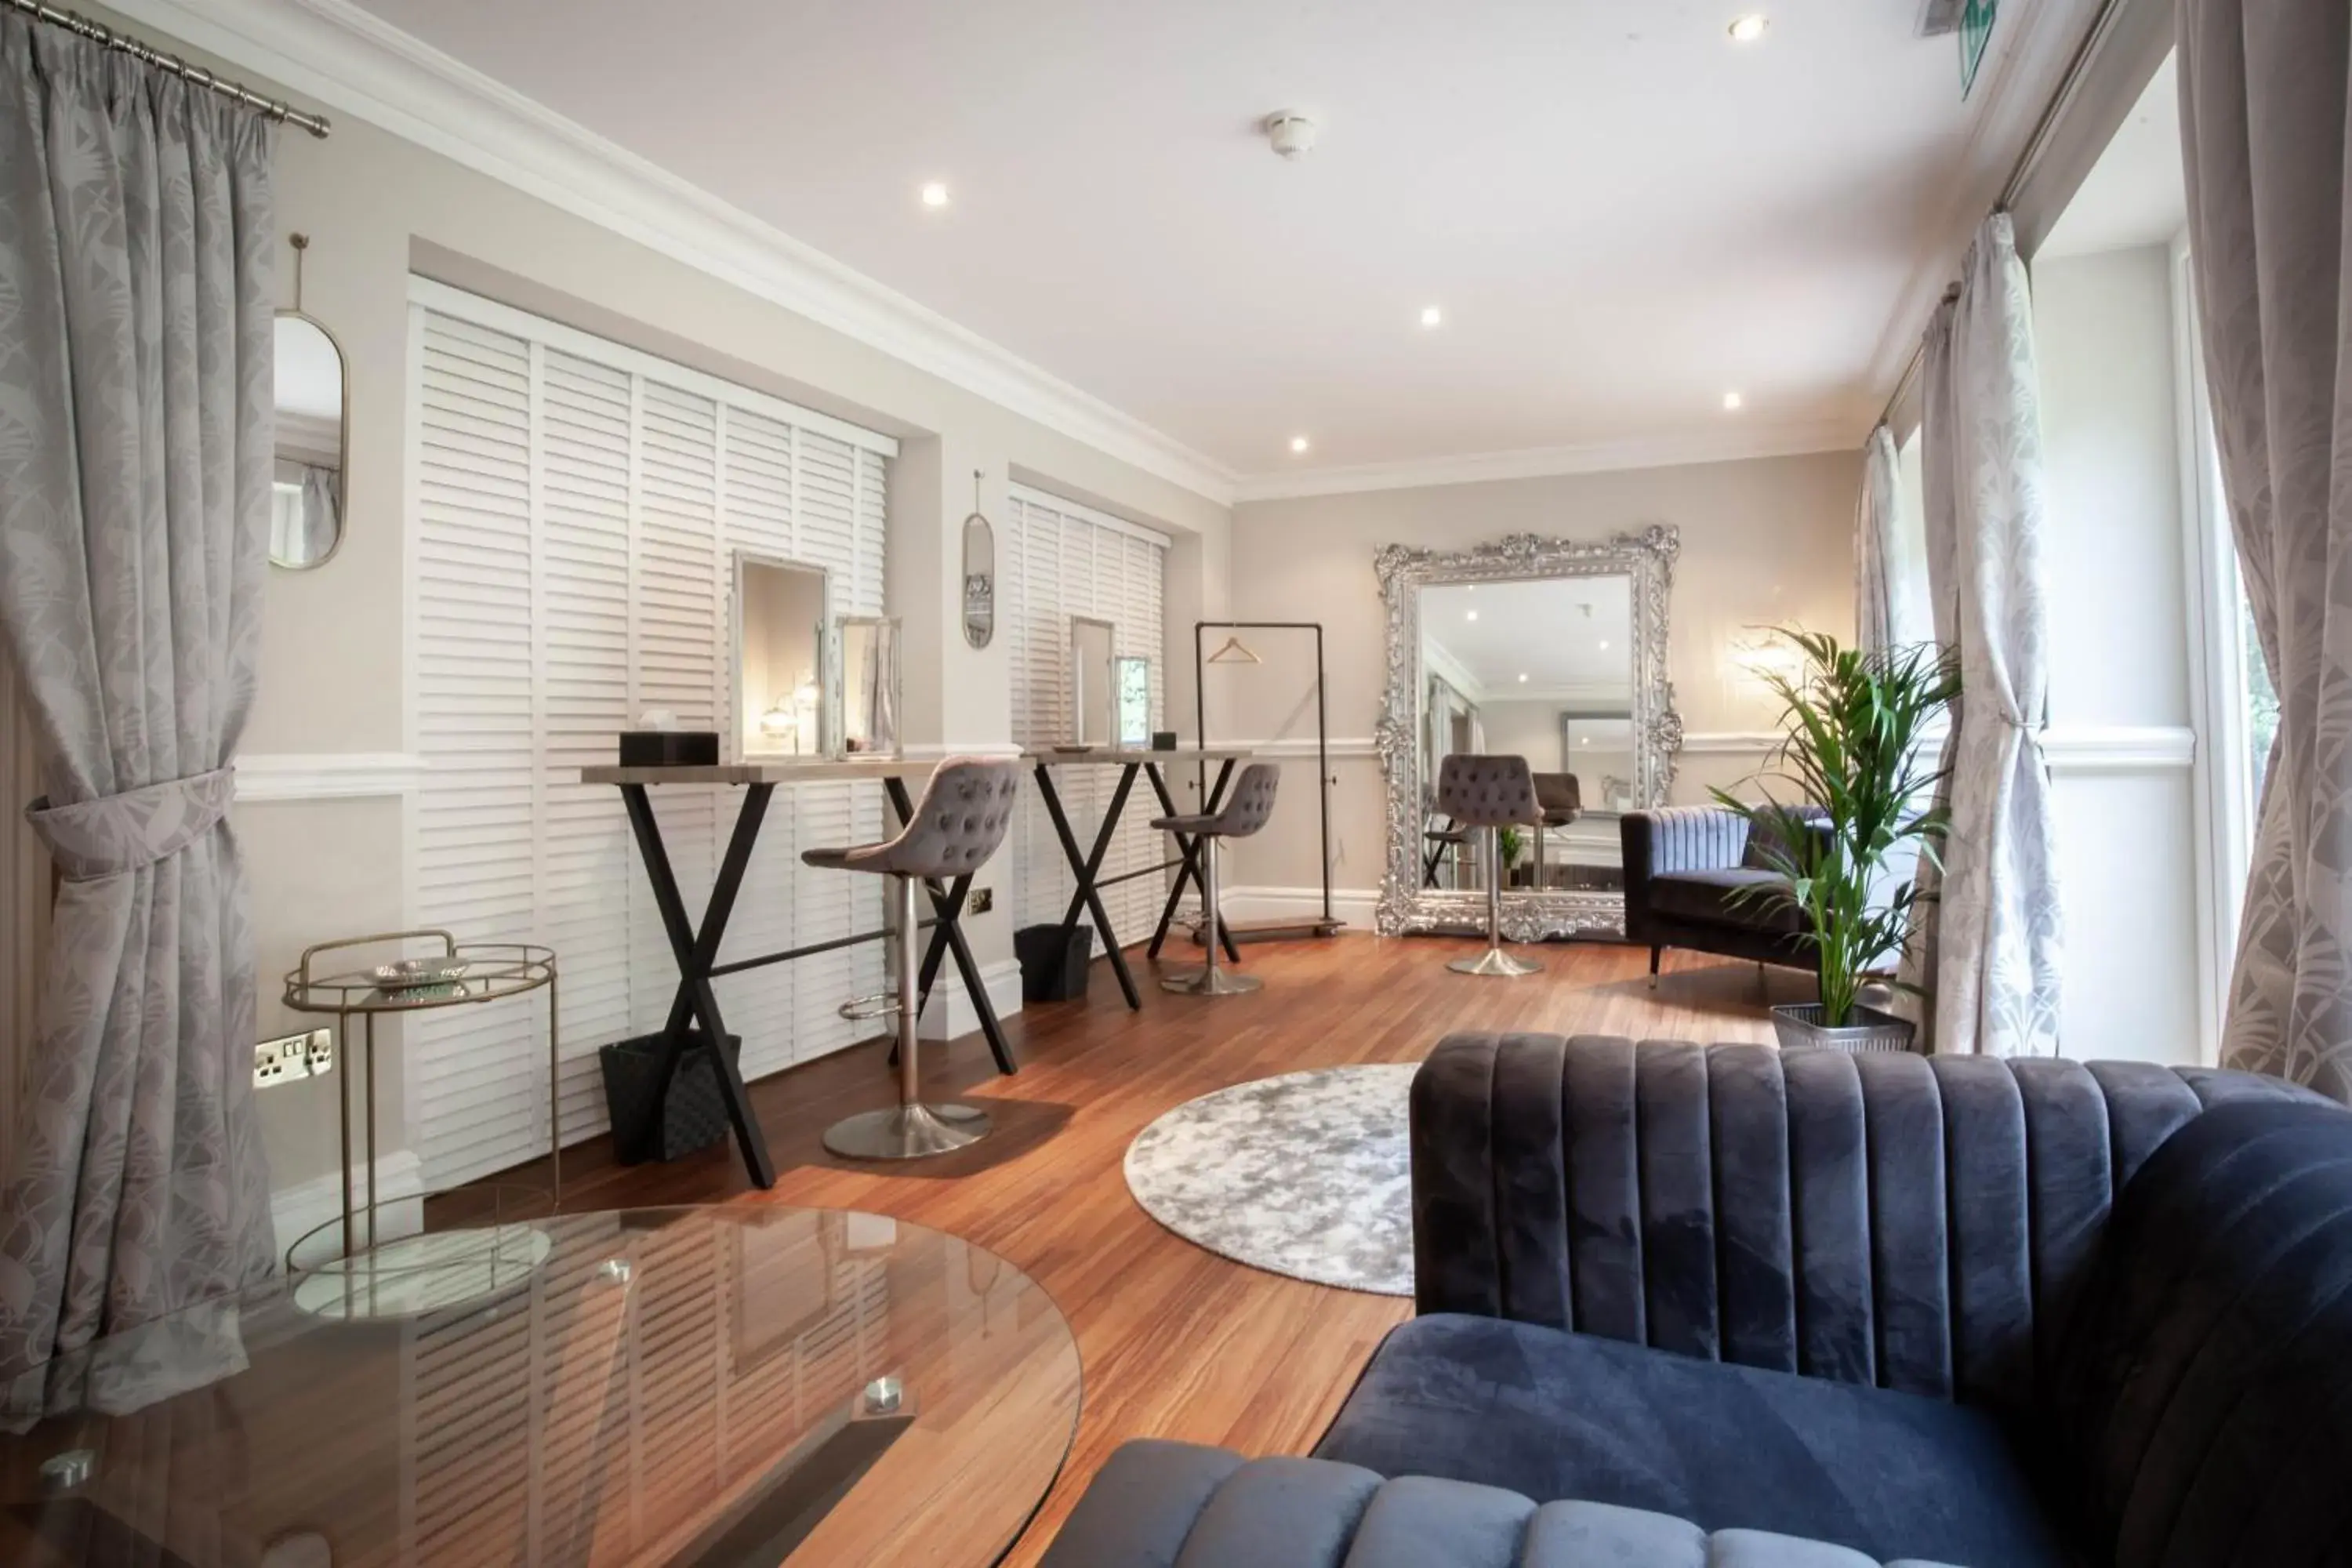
top-left (581, 760), bottom-right (1012, 1189)
top-left (1023, 746), bottom-right (1255, 1011)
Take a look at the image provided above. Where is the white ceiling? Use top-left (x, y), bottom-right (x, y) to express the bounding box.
top-left (1423, 577), bottom-right (1632, 695)
top-left (2040, 53), bottom-right (2183, 260)
top-left (343, 0), bottom-right (2014, 480)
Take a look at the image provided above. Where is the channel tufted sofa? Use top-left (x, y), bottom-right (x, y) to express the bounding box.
top-left (1042, 1034), bottom-right (2352, 1567)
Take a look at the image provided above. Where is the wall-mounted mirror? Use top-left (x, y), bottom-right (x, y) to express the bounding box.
top-left (1070, 616), bottom-right (1116, 745)
top-left (735, 552), bottom-right (828, 759)
top-left (1375, 527), bottom-right (1683, 939)
top-left (833, 616), bottom-right (902, 757)
top-left (963, 506), bottom-right (995, 648)
top-left (1113, 655), bottom-right (1152, 747)
top-left (270, 314), bottom-right (347, 569)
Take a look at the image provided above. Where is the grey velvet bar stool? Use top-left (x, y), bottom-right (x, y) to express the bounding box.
top-left (804, 757), bottom-right (1022, 1160)
top-left (1437, 753), bottom-right (1544, 977)
top-left (1150, 762), bottom-right (1281, 996)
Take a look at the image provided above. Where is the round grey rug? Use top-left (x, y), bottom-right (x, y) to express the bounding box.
top-left (1123, 1064), bottom-right (1416, 1296)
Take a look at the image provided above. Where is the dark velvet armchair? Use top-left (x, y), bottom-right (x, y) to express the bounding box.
top-left (1622, 803), bottom-right (1828, 980)
top-left (1042, 1034), bottom-right (2350, 1567)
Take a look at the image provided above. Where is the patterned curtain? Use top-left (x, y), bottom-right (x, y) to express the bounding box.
top-left (1855, 424), bottom-right (1904, 655)
top-left (2183, 1), bottom-right (2352, 1099)
top-left (0, 15), bottom-right (279, 1378)
top-left (1909, 216), bottom-right (2063, 1058)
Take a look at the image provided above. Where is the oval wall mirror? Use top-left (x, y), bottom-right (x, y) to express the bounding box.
top-left (270, 311), bottom-right (347, 570)
top-left (962, 500), bottom-right (996, 648)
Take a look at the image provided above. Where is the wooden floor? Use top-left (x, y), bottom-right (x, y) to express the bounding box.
top-left (519, 935), bottom-right (1802, 1565)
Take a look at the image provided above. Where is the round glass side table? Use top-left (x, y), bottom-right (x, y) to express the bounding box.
top-left (281, 930), bottom-right (559, 1268)
top-left (0, 1206), bottom-right (1081, 1568)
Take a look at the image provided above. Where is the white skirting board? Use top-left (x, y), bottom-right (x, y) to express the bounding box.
top-left (270, 1147), bottom-right (426, 1262)
top-left (1204, 885), bottom-right (1382, 930)
top-left (917, 957), bottom-right (1025, 1041)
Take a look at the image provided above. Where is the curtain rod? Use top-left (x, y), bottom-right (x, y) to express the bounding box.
top-left (5, 0), bottom-right (331, 138)
top-left (1873, 0), bottom-right (2127, 433)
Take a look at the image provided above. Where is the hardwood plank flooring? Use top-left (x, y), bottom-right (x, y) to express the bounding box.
top-left (509, 935), bottom-right (1805, 1565)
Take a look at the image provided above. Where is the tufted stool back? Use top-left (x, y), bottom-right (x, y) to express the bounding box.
top-left (803, 757), bottom-right (1020, 880)
top-left (1436, 753), bottom-right (1540, 829)
top-left (1206, 763), bottom-right (1281, 838)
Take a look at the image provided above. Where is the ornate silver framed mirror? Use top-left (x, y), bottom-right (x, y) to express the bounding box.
top-left (1374, 525), bottom-right (1684, 940)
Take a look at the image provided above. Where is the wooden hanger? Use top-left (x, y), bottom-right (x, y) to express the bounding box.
top-left (1206, 635), bottom-right (1261, 665)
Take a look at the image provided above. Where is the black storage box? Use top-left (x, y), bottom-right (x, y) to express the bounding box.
top-left (1014, 924), bottom-right (1094, 1003)
top-left (619, 729), bottom-right (720, 768)
top-left (598, 1029), bottom-right (742, 1163)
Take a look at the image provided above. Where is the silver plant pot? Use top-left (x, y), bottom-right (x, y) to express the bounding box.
top-left (1769, 1002), bottom-right (1916, 1054)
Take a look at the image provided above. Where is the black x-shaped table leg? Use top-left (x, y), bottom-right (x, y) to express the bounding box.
top-left (621, 782), bottom-right (778, 1189)
top-left (883, 775), bottom-right (1016, 1075)
top-left (1033, 762), bottom-right (1145, 1009)
top-left (1145, 760), bottom-right (1243, 963)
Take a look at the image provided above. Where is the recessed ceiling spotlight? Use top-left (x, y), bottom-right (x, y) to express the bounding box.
top-left (1466, 610), bottom-right (1479, 622)
top-left (1420, 306), bottom-right (1443, 328)
top-left (1722, 391), bottom-right (1744, 411)
top-left (1728, 14), bottom-right (1769, 43)
top-left (1599, 640), bottom-right (1610, 651)
top-left (1289, 435), bottom-right (1310, 454)
top-left (920, 181), bottom-right (949, 208)
top-left (1518, 673), bottom-right (1529, 683)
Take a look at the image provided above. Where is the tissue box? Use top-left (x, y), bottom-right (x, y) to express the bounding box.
top-left (618, 731), bottom-right (720, 767)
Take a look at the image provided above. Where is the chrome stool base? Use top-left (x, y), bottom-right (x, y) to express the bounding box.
top-left (822, 1102), bottom-right (991, 1161)
top-left (1450, 946), bottom-right (1544, 978)
top-left (1160, 966), bottom-right (1264, 996)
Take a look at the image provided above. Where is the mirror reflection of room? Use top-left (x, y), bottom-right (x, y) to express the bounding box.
top-left (738, 555), bottom-right (827, 757)
top-left (835, 616), bottom-right (902, 756)
top-left (270, 314), bottom-right (344, 568)
top-left (1070, 616), bottom-right (1116, 745)
top-left (1419, 574), bottom-right (1635, 895)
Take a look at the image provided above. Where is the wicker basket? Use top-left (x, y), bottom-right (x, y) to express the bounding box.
top-left (1769, 1002), bottom-right (1917, 1054)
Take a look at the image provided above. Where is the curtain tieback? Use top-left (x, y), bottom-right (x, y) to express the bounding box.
top-left (25, 767), bottom-right (237, 882)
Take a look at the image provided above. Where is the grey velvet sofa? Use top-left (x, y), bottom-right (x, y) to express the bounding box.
top-left (1621, 805), bottom-right (1826, 978)
top-left (1042, 1034), bottom-right (2350, 1567)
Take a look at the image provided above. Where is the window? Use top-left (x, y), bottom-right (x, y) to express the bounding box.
top-left (1003, 487), bottom-right (1168, 943)
top-left (2175, 238), bottom-right (2266, 1042)
top-left (405, 280), bottom-right (895, 1189)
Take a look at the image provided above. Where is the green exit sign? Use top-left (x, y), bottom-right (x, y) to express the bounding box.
top-left (1960, 0), bottom-right (1998, 98)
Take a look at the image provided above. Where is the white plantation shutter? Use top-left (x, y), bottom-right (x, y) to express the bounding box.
top-left (407, 281), bottom-right (894, 1189)
top-left (1004, 487), bottom-right (1169, 946)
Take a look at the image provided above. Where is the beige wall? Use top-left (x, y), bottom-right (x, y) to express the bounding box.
top-left (124, 23), bottom-right (1237, 1203)
top-left (1221, 452), bottom-right (1861, 898)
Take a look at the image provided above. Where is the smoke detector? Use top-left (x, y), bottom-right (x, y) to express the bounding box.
top-left (1264, 111), bottom-right (1319, 160)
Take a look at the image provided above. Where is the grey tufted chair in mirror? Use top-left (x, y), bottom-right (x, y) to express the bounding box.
top-left (803, 757), bottom-right (1021, 1159)
top-left (1149, 762), bottom-right (1280, 996)
top-left (1436, 753), bottom-right (1544, 978)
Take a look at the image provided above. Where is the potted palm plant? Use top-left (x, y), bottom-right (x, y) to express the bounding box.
top-left (1713, 628), bottom-right (1959, 1052)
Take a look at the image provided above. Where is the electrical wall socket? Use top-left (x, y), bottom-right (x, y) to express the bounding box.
top-left (254, 1029), bottom-right (334, 1089)
top-left (969, 886), bottom-right (994, 915)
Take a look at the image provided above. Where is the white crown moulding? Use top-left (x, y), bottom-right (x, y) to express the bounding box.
top-left (110, 0), bottom-right (1242, 507)
top-left (1230, 420), bottom-right (1859, 504)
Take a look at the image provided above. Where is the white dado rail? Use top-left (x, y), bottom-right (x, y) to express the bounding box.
top-left (234, 753), bottom-right (429, 802)
top-left (1237, 726), bottom-right (2197, 775)
top-left (227, 729), bottom-right (2195, 805)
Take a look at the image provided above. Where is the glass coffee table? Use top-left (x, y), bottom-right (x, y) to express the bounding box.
top-left (0, 1204), bottom-right (1080, 1566)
